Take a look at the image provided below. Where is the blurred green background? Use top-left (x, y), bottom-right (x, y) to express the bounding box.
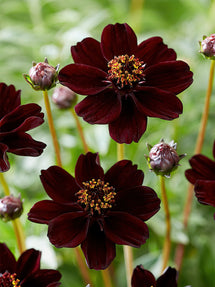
top-left (1, 0), bottom-right (215, 286)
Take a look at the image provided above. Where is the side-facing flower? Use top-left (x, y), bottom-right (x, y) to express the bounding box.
top-left (131, 265), bottom-right (178, 287)
top-left (0, 243), bottom-right (61, 286)
top-left (28, 152), bottom-right (160, 270)
top-left (185, 141), bottom-right (215, 209)
top-left (0, 82), bottom-right (46, 172)
top-left (59, 23), bottom-right (193, 144)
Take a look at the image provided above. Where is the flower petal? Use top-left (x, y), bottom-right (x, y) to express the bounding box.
top-left (101, 23), bottom-right (137, 61)
top-left (135, 36), bottom-right (176, 65)
top-left (75, 152), bottom-right (104, 186)
top-left (58, 64), bottom-right (110, 95)
top-left (0, 83), bottom-right (20, 119)
top-left (21, 269), bottom-right (61, 287)
top-left (0, 243), bottom-right (16, 273)
top-left (28, 200), bottom-right (82, 224)
top-left (16, 249), bottom-right (41, 280)
top-left (194, 180), bottom-right (215, 207)
top-left (0, 143), bottom-right (10, 172)
top-left (71, 37), bottom-right (108, 71)
top-left (144, 61), bottom-right (193, 94)
top-left (81, 221), bottom-right (116, 270)
top-left (104, 160), bottom-right (144, 191)
top-left (134, 87), bottom-right (183, 120)
top-left (156, 267), bottom-right (178, 287)
top-left (48, 212), bottom-right (89, 248)
top-left (75, 89), bottom-right (121, 124)
top-left (104, 211), bottom-right (149, 247)
top-left (40, 166), bottom-right (80, 203)
top-left (4, 133), bottom-right (46, 156)
top-left (109, 96), bottom-right (147, 143)
top-left (131, 265), bottom-right (156, 287)
top-left (114, 186), bottom-right (160, 221)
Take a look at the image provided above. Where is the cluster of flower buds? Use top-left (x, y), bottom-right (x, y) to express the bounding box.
top-left (0, 195), bottom-right (23, 222)
top-left (145, 139), bottom-right (186, 177)
top-left (200, 34), bottom-right (215, 60)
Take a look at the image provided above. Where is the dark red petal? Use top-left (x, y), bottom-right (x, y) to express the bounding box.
top-left (40, 166), bottom-right (80, 203)
top-left (0, 243), bottom-right (16, 273)
top-left (101, 23), bottom-right (137, 61)
top-left (75, 89), bottom-right (121, 124)
top-left (156, 267), bottom-right (178, 287)
top-left (131, 265), bottom-right (156, 287)
top-left (0, 83), bottom-right (20, 119)
top-left (188, 154), bottom-right (215, 181)
top-left (5, 133), bottom-right (46, 156)
top-left (48, 212), bottom-right (89, 248)
top-left (135, 36), bottom-right (176, 65)
top-left (28, 200), bottom-right (82, 224)
top-left (81, 221), bottom-right (116, 270)
top-left (16, 249), bottom-right (41, 280)
top-left (21, 269), bottom-right (61, 287)
top-left (109, 96), bottom-right (147, 144)
top-left (104, 160), bottom-right (144, 191)
top-left (114, 186), bottom-right (160, 221)
top-left (104, 211), bottom-right (149, 247)
top-left (75, 152), bottom-right (104, 186)
top-left (71, 37), bottom-right (108, 71)
top-left (194, 180), bottom-right (215, 207)
top-left (0, 104), bottom-right (44, 133)
top-left (58, 64), bottom-right (110, 95)
top-left (134, 87), bottom-right (183, 120)
top-left (144, 61), bottom-right (193, 95)
top-left (0, 143), bottom-right (10, 172)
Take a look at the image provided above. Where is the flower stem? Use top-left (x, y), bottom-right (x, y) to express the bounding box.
top-left (117, 143), bottom-right (133, 287)
top-left (0, 173), bottom-right (26, 254)
top-left (74, 247), bottom-right (93, 286)
top-left (175, 59), bottom-right (215, 270)
top-left (160, 175), bottom-right (171, 272)
top-left (70, 108), bottom-right (89, 153)
top-left (101, 269), bottom-right (113, 287)
top-left (43, 90), bottom-right (62, 167)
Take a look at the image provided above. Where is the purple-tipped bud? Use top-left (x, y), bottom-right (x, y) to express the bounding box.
top-left (0, 195), bottom-right (23, 222)
top-left (145, 139), bottom-right (186, 177)
top-left (24, 58), bottom-right (59, 91)
top-left (200, 34), bottom-right (215, 59)
top-left (52, 86), bottom-right (77, 109)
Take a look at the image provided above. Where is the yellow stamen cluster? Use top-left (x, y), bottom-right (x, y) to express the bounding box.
top-left (107, 54), bottom-right (145, 88)
top-left (76, 179), bottom-right (116, 215)
top-left (0, 272), bottom-right (21, 287)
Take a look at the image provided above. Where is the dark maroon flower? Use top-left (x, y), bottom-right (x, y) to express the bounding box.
top-left (0, 243), bottom-right (61, 286)
top-left (28, 152), bottom-right (160, 270)
top-left (185, 141), bottom-right (215, 208)
top-left (131, 265), bottom-right (178, 287)
top-left (0, 82), bottom-right (46, 172)
top-left (58, 23), bottom-right (193, 144)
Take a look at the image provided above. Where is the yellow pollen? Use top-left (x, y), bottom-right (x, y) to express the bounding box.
top-left (0, 272), bottom-right (21, 287)
top-left (107, 54), bottom-right (145, 88)
top-left (76, 179), bottom-right (116, 215)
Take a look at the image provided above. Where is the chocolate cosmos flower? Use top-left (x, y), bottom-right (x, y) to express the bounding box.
top-left (131, 265), bottom-right (178, 287)
top-left (28, 152), bottom-right (160, 270)
top-left (0, 82), bottom-right (46, 172)
top-left (0, 243), bottom-right (61, 286)
top-left (185, 141), bottom-right (215, 209)
top-left (59, 23), bottom-right (193, 144)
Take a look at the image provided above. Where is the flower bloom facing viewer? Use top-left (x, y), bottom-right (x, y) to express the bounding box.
top-left (131, 265), bottom-right (178, 287)
top-left (185, 141), bottom-right (215, 212)
top-left (58, 23), bottom-right (193, 144)
top-left (0, 243), bottom-right (61, 286)
top-left (0, 82), bottom-right (46, 172)
top-left (28, 152), bottom-right (160, 270)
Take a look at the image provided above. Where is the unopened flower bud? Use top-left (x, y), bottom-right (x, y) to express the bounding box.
top-left (52, 86), bottom-right (77, 109)
top-left (0, 195), bottom-right (23, 222)
top-left (145, 139), bottom-right (186, 177)
top-left (23, 58), bottom-right (59, 91)
top-left (200, 34), bottom-right (215, 59)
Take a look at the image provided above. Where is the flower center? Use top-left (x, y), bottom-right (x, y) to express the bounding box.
top-left (0, 272), bottom-right (21, 287)
top-left (76, 179), bottom-right (116, 215)
top-left (107, 54), bottom-right (145, 88)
